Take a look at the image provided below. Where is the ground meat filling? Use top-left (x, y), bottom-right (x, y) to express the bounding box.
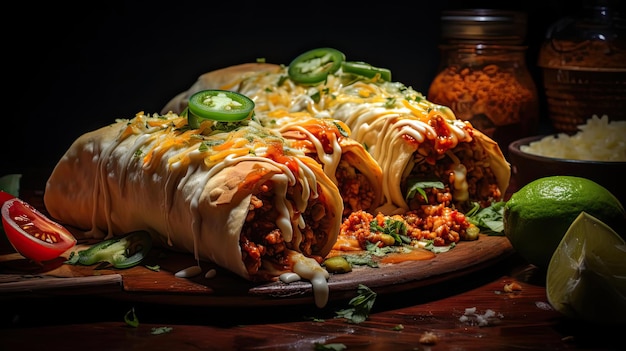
top-left (403, 140), bottom-right (501, 213)
top-left (339, 205), bottom-right (473, 249)
top-left (305, 153), bottom-right (376, 218)
top-left (335, 160), bottom-right (376, 217)
top-left (239, 180), bottom-right (328, 279)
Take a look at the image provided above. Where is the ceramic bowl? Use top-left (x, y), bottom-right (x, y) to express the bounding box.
top-left (508, 135), bottom-right (625, 205)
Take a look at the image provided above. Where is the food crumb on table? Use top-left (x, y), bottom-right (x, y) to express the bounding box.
top-left (459, 307), bottom-right (503, 326)
top-left (419, 331), bottom-right (438, 345)
top-left (503, 281), bottom-right (523, 293)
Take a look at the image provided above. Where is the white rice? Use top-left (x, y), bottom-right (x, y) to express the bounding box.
top-left (521, 115), bottom-right (626, 162)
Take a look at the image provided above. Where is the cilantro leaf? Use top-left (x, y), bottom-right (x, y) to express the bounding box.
top-left (314, 343), bottom-right (347, 351)
top-left (335, 284), bottom-right (377, 324)
top-left (405, 179), bottom-right (445, 203)
top-left (124, 307), bottom-right (139, 328)
top-left (465, 201), bottom-right (505, 235)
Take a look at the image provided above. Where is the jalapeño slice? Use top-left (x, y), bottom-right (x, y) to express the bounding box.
top-left (341, 61), bottom-right (392, 81)
top-left (188, 90), bottom-right (255, 123)
top-left (67, 230), bottom-right (152, 269)
top-left (288, 48), bottom-right (346, 85)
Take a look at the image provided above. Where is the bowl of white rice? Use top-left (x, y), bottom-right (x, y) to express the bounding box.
top-left (508, 115), bottom-right (625, 203)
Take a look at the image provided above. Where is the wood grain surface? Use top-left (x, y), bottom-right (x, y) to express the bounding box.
top-left (0, 256), bottom-right (621, 351)
top-left (0, 185), bottom-right (515, 308)
top-left (0, 227), bottom-right (513, 307)
top-left (1, 181), bottom-right (621, 350)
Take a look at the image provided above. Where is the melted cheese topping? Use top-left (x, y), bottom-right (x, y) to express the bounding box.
top-left (79, 112), bottom-right (335, 285)
top-left (272, 117), bottom-right (346, 185)
top-left (233, 68), bottom-right (476, 213)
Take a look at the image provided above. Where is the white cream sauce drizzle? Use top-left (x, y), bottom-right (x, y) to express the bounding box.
top-left (279, 123), bottom-right (343, 185)
top-left (270, 173), bottom-right (294, 243)
top-left (290, 252), bottom-right (330, 308)
top-left (446, 151), bottom-right (469, 201)
top-left (162, 169), bottom-right (176, 247)
top-left (90, 132), bottom-right (125, 240)
top-left (174, 265), bottom-right (202, 278)
top-left (279, 272), bottom-right (301, 283)
top-left (180, 162), bottom-right (209, 261)
top-left (117, 133), bottom-right (149, 193)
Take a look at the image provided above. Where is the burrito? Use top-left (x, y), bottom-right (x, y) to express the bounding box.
top-left (44, 112), bottom-right (344, 291)
top-left (163, 64), bottom-right (384, 216)
top-left (162, 50), bottom-right (511, 217)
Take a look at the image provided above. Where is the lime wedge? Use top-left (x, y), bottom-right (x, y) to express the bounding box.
top-left (546, 211), bottom-right (626, 324)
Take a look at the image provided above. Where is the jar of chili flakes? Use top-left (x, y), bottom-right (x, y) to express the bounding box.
top-left (427, 9), bottom-right (539, 156)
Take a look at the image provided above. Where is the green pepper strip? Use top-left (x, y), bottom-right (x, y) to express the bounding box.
top-left (341, 61), bottom-right (392, 81)
top-left (67, 230), bottom-right (152, 269)
top-left (288, 48), bottom-right (346, 85)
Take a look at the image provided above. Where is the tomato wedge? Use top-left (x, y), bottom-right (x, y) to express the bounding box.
top-left (1, 197), bottom-right (77, 263)
top-left (0, 190), bottom-right (15, 206)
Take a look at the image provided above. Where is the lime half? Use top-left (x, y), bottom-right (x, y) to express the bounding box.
top-left (546, 211), bottom-right (626, 324)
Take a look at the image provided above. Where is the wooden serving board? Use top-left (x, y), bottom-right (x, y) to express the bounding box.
top-left (0, 186), bottom-right (515, 307)
top-left (0, 232), bottom-right (513, 307)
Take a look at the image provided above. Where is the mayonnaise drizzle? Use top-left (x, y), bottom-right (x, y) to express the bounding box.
top-left (278, 123), bottom-right (343, 185)
top-left (446, 151), bottom-right (469, 201)
top-left (291, 252), bottom-right (330, 308)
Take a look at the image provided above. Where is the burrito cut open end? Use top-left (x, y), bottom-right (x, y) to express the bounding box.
top-left (44, 112), bottom-right (343, 289)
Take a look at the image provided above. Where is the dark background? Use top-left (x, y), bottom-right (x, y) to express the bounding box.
top-left (3, 0), bottom-right (578, 183)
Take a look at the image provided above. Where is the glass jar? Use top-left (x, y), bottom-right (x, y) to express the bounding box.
top-left (537, 0), bottom-right (626, 134)
top-left (427, 9), bottom-right (539, 155)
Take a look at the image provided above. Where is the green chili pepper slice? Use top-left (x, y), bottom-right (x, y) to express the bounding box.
top-left (67, 230), bottom-right (152, 269)
top-left (341, 61), bottom-right (392, 81)
top-left (188, 89), bottom-right (255, 123)
top-left (288, 48), bottom-right (346, 85)
top-left (180, 107), bottom-right (201, 129)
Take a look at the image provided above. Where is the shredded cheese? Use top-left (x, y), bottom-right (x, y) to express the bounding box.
top-left (234, 66), bottom-right (478, 213)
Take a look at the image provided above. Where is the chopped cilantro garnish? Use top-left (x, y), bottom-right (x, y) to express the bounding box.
top-left (465, 201), bottom-right (505, 235)
top-left (405, 179), bottom-right (445, 203)
top-left (384, 97), bottom-right (396, 108)
top-left (314, 343), bottom-right (347, 351)
top-left (124, 307), bottom-right (139, 328)
top-left (335, 284), bottom-right (377, 324)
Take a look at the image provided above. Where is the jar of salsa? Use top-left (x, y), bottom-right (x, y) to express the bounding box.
top-left (427, 9), bottom-right (539, 155)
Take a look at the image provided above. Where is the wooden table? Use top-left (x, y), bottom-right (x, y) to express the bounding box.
top-left (0, 172), bottom-right (622, 351)
top-left (0, 252), bottom-right (621, 351)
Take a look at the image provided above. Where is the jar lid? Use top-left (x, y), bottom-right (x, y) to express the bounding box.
top-left (440, 9), bottom-right (527, 44)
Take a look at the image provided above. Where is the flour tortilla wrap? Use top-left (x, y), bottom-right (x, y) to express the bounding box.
top-left (162, 63), bottom-right (282, 115)
top-left (44, 113), bottom-right (343, 283)
top-left (161, 59), bottom-right (510, 215)
top-left (269, 116), bottom-right (384, 215)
